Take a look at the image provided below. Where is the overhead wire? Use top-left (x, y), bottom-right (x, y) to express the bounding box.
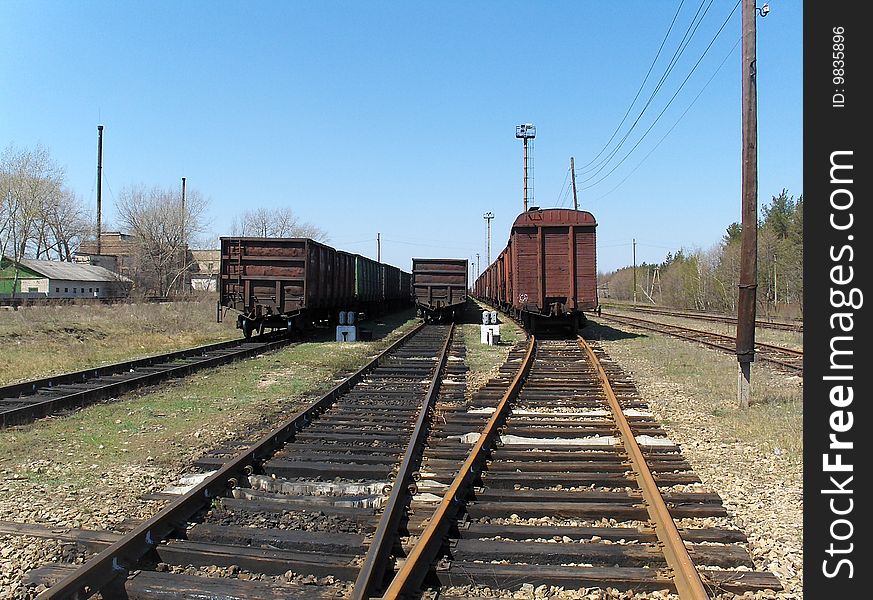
top-left (580, 0), bottom-right (741, 191)
top-left (578, 0), bottom-right (713, 178)
top-left (594, 35), bottom-right (741, 201)
top-left (577, 0), bottom-right (688, 172)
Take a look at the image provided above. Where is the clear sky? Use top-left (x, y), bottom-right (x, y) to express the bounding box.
top-left (1, 1), bottom-right (802, 274)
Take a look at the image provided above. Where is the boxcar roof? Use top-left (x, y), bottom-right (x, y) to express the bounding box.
top-left (511, 208), bottom-right (597, 227)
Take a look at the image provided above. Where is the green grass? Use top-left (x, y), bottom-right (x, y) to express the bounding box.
top-left (590, 319), bottom-right (802, 461)
top-left (0, 298), bottom-right (239, 385)
top-left (0, 308), bottom-right (420, 489)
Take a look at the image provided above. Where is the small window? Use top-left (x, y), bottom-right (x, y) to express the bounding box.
top-left (89, 288), bottom-right (93, 293)
top-left (64, 288), bottom-right (68, 293)
top-left (81, 288), bottom-right (85, 293)
top-left (96, 288), bottom-right (100, 293)
top-left (56, 288), bottom-right (60, 293)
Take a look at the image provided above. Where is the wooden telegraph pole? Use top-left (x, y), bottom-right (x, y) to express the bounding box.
top-left (736, 0), bottom-right (759, 408)
top-left (570, 156), bottom-right (578, 210)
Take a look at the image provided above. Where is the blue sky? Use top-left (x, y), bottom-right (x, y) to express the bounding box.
top-left (0, 1), bottom-right (802, 273)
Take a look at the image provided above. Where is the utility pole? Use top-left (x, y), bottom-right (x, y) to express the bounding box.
top-left (377, 233), bottom-right (381, 262)
top-left (96, 125), bottom-right (104, 255)
top-left (570, 156), bottom-right (579, 210)
top-left (483, 212), bottom-right (494, 265)
top-left (632, 239), bottom-right (637, 303)
top-left (475, 253), bottom-right (480, 279)
top-left (736, 0), bottom-right (761, 409)
top-left (180, 177), bottom-right (187, 294)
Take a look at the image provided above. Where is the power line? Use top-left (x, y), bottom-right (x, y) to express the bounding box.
top-left (580, 0), bottom-right (741, 191)
top-left (594, 36), bottom-right (741, 202)
top-left (577, 0), bottom-right (688, 172)
top-left (578, 0), bottom-right (720, 185)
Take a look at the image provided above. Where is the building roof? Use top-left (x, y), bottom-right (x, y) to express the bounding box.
top-left (12, 257), bottom-right (131, 282)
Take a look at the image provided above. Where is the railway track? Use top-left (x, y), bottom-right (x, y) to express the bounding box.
top-left (384, 336), bottom-right (781, 598)
top-left (13, 318), bottom-right (784, 598)
top-left (602, 303), bottom-right (803, 332)
top-left (598, 312), bottom-right (803, 375)
top-left (0, 333), bottom-right (299, 428)
top-left (23, 323), bottom-right (455, 599)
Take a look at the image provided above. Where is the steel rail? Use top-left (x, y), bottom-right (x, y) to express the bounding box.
top-left (36, 323), bottom-right (426, 600)
top-left (600, 303), bottom-right (803, 332)
top-left (0, 332), bottom-right (297, 427)
top-left (380, 336), bottom-right (537, 599)
top-left (599, 312), bottom-right (802, 372)
top-left (351, 324), bottom-right (455, 599)
top-left (577, 336), bottom-right (709, 600)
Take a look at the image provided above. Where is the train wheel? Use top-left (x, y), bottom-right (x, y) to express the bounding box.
top-left (241, 319), bottom-right (253, 339)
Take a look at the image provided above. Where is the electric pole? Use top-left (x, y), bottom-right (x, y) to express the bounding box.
top-left (736, 0), bottom-right (761, 409)
top-left (96, 125), bottom-right (104, 255)
top-left (180, 177), bottom-right (187, 294)
top-left (632, 239), bottom-right (637, 303)
top-left (475, 253), bottom-right (480, 279)
top-left (570, 156), bottom-right (578, 210)
top-left (483, 212), bottom-right (494, 265)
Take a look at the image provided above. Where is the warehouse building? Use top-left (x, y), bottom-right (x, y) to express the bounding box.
top-left (0, 257), bottom-right (131, 299)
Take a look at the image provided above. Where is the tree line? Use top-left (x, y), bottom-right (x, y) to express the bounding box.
top-left (1, 143), bottom-right (327, 297)
top-left (601, 189), bottom-right (803, 317)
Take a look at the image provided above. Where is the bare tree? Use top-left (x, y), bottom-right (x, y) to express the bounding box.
top-left (117, 184), bottom-right (209, 297)
top-left (231, 207), bottom-right (328, 241)
top-left (1, 144), bottom-right (90, 296)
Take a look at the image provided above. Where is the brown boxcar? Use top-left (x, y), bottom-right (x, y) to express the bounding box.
top-left (219, 237), bottom-right (409, 337)
top-left (475, 208), bottom-right (597, 331)
top-left (412, 258), bottom-right (469, 322)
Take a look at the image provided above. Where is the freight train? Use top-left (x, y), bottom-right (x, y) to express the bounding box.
top-left (473, 207), bottom-right (598, 332)
top-left (411, 258), bottom-right (468, 322)
top-left (218, 237), bottom-right (411, 338)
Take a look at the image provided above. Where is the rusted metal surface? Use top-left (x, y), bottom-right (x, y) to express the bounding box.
top-left (381, 337), bottom-right (536, 598)
top-left (35, 324), bottom-right (428, 600)
top-left (601, 303), bottom-right (803, 332)
top-left (578, 336), bottom-right (709, 600)
top-left (0, 333), bottom-right (297, 428)
top-left (474, 208), bottom-right (597, 326)
top-left (219, 237), bottom-right (410, 336)
top-left (351, 325), bottom-right (454, 599)
top-left (598, 312), bottom-right (802, 374)
top-left (411, 258), bottom-right (468, 319)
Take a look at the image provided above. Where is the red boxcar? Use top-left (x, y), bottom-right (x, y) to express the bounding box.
top-left (475, 208), bottom-right (597, 331)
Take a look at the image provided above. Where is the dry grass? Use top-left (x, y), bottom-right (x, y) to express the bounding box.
top-left (590, 319), bottom-right (802, 460)
top-left (461, 303), bottom-right (524, 395)
top-left (0, 308), bottom-right (420, 489)
top-left (0, 298), bottom-right (239, 385)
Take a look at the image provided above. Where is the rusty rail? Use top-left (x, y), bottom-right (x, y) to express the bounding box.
top-left (36, 323), bottom-right (427, 600)
top-left (351, 324), bottom-right (454, 599)
top-left (380, 336), bottom-right (537, 599)
top-left (577, 336), bottom-right (709, 600)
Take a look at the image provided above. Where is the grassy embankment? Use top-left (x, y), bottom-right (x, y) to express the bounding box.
top-left (590, 318), bottom-right (802, 460)
top-left (0, 299), bottom-right (238, 385)
top-left (0, 308), bottom-right (421, 492)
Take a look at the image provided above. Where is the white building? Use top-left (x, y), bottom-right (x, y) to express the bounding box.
top-left (0, 257), bottom-right (131, 299)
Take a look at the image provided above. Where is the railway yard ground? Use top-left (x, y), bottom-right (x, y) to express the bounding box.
top-left (0, 306), bottom-right (419, 598)
top-left (590, 317), bottom-right (802, 599)
top-left (598, 306), bottom-right (802, 353)
top-left (0, 302), bottom-right (802, 599)
top-left (0, 298), bottom-right (239, 386)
